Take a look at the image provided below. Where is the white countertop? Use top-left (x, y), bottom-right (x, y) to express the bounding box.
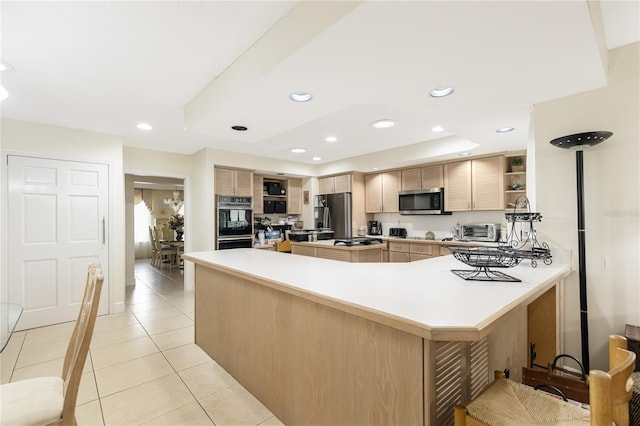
top-left (183, 249), bottom-right (570, 340)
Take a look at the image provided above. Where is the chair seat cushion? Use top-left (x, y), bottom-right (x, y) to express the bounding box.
top-left (467, 378), bottom-right (590, 425)
top-left (0, 376), bottom-right (63, 425)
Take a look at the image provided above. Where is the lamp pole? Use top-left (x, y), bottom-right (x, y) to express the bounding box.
top-left (550, 131), bottom-right (612, 373)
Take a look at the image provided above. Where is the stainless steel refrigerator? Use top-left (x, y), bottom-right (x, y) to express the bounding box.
top-left (315, 192), bottom-right (352, 239)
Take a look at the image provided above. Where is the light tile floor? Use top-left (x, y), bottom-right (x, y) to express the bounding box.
top-left (1, 260), bottom-right (284, 426)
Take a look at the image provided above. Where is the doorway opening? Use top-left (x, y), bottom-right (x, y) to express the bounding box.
top-left (130, 175), bottom-right (185, 287)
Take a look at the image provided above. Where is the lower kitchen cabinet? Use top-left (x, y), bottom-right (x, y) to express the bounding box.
top-left (388, 241), bottom-right (410, 262)
top-left (388, 241), bottom-right (441, 262)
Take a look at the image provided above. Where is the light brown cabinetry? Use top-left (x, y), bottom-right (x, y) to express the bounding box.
top-left (409, 243), bottom-right (433, 262)
top-left (287, 178), bottom-right (302, 214)
top-left (388, 241), bottom-right (410, 262)
top-left (365, 171), bottom-right (401, 213)
top-left (504, 153), bottom-right (527, 210)
top-left (388, 241), bottom-right (435, 262)
top-left (444, 156), bottom-right (504, 211)
top-left (401, 165), bottom-right (444, 191)
top-left (319, 174), bottom-right (351, 194)
top-left (253, 175), bottom-right (263, 213)
top-left (215, 167), bottom-right (253, 197)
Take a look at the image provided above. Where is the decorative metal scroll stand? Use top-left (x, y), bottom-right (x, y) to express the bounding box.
top-left (447, 196), bottom-right (552, 282)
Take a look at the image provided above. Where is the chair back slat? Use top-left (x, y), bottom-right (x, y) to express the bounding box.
top-left (57, 263), bottom-right (104, 424)
top-left (590, 335), bottom-right (636, 426)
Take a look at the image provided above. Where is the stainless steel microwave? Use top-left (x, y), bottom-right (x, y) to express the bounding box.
top-left (399, 188), bottom-right (449, 215)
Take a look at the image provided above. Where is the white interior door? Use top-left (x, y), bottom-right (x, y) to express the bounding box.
top-left (7, 155), bottom-right (109, 330)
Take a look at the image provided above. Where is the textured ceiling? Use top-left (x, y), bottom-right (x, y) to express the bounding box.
top-left (1, 1), bottom-right (638, 170)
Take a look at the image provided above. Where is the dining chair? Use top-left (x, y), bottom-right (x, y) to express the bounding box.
top-left (0, 263), bottom-right (104, 426)
top-left (152, 226), bottom-right (177, 267)
top-left (454, 334), bottom-right (636, 425)
top-left (149, 225), bottom-right (160, 266)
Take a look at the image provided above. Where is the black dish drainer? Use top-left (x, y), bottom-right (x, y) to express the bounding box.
top-left (447, 196), bottom-right (552, 282)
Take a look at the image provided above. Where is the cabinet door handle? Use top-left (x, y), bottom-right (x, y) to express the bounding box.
top-left (102, 217), bottom-right (106, 245)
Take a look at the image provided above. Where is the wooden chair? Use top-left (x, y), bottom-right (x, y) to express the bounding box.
top-left (149, 225), bottom-right (160, 266)
top-left (150, 226), bottom-right (177, 267)
top-left (0, 263), bottom-right (104, 426)
top-left (454, 335), bottom-right (636, 426)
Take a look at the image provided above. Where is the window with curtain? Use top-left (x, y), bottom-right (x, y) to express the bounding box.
top-left (134, 189), bottom-right (153, 259)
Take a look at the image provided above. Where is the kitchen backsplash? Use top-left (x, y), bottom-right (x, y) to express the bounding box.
top-left (372, 211), bottom-right (506, 240)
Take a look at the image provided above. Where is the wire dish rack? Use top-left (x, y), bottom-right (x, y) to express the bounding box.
top-left (449, 247), bottom-right (524, 282)
top-left (447, 196), bottom-right (552, 282)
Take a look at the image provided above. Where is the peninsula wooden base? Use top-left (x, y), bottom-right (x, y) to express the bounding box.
top-left (195, 265), bottom-right (422, 425)
top-left (193, 263), bottom-right (560, 425)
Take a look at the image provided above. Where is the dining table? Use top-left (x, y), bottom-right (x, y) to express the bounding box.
top-left (160, 240), bottom-right (185, 267)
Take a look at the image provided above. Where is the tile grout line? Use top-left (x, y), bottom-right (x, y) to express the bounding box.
top-left (87, 351), bottom-right (107, 426)
top-left (130, 263), bottom-right (218, 426)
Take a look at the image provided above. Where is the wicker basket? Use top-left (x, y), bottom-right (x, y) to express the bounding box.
top-left (631, 372), bottom-right (640, 426)
top-left (625, 324), bottom-right (640, 371)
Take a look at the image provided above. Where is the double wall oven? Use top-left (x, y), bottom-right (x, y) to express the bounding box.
top-left (216, 195), bottom-right (253, 250)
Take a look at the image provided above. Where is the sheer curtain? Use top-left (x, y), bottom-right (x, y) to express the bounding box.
top-left (134, 189), bottom-right (153, 259)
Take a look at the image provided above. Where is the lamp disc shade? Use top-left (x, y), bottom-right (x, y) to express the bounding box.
top-left (550, 131), bottom-right (612, 149)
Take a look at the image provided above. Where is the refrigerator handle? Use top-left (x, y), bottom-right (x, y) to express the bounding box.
top-left (324, 206), bottom-right (331, 229)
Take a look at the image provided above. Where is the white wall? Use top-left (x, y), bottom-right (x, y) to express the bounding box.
top-left (123, 146), bottom-right (320, 290)
top-left (123, 147), bottom-right (195, 289)
top-left (534, 42), bottom-right (640, 369)
top-left (0, 118), bottom-right (126, 314)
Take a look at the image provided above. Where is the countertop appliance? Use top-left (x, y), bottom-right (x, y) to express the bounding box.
top-left (461, 223), bottom-right (500, 242)
top-left (216, 195), bottom-right (253, 250)
top-left (315, 192), bottom-right (352, 239)
top-left (389, 227), bottom-right (407, 238)
top-left (333, 237), bottom-right (383, 246)
top-left (398, 188), bottom-right (450, 215)
top-left (368, 220), bottom-right (382, 235)
top-left (264, 181), bottom-right (286, 195)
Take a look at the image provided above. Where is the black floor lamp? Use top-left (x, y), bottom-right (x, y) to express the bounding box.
top-left (549, 130), bottom-right (613, 372)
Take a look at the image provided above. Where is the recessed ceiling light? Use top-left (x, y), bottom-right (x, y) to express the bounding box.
top-left (136, 123), bottom-right (152, 131)
top-left (289, 92), bottom-right (313, 102)
top-left (371, 119), bottom-right (395, 129)
top-left (458, 152), bottom-right (472, 157)
top-left (496, 127), bottom-right (514, 133)
top-left (432, 125), bottom-right (444, 132)
top-left (231, 125), bottom-right (248, 131)
top-left (290, 148), bottom-right (306, 153)
top-left (371, 167), bottom-right (379, 171)
top-left (325, 136), bottom-right (337, 143)
top-left (312, 156), bottom-right (322, 161)
top-left (0, 85), bottom-right (8, 101)
top-left (429, 86), bottom-right (455, 98)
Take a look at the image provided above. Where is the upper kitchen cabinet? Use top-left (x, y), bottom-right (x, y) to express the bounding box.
top-left (444, 156), bottom-right (504, 211)
top-left (401, 165), bottom-right (444, 191)
top-left (253, 175), bottom-right (263, 213)
top-left (215, 167), bottom-right (253, 197)
top-left (504, 152), bottom-right (527, 210)
top-left (318, 174), bottom-right (351, 194)
top-left (286, 178), bottom-right (302, 215)
top-left (365, 171), bottom-right (401, 213)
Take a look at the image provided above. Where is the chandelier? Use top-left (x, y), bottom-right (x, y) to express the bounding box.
top-left (164, 190), bottom-right (183, 213)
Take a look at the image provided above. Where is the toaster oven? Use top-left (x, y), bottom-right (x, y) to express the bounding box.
top-left (461, 223), bottom-right (500, 242)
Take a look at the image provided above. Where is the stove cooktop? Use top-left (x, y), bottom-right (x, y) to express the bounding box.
top-left (333, 237), bottom-right (383, 246)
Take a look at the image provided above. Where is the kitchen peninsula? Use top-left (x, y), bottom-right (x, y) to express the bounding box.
top-left (184, 250), bottom-right (570, 425)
